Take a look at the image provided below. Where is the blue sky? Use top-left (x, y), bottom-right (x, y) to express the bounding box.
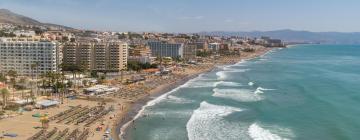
top-left (0, 0), bottom-right (359, 32)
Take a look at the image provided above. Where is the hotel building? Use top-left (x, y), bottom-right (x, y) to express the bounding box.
top-left (0, 37), bottom-right (61, 76)
top-left (147, 41), bottom-right (184, 58)
top-left (183, 43), bottom-right (197, 61)
top-left (62, 41), bottom-right (128, 72)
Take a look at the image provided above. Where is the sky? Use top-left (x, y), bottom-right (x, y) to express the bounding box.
top-left (0, 0), bottom-right (359, 32)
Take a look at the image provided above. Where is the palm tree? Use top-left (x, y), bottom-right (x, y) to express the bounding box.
top-left (0, 73), bottom-right (6, 83)
top-left (7, 70), bottom-right (17, 100)
top-left (1, 88), bottom-right (10, 109)
top-left (30, 63), bottom-right (39, 96)
top-left (7, 70), bottom-right (17, 87)
top-left (18, 78), bottom-right (27, 99)
top-left (61, 64), bottom-right (82, 89)
top-left (58, 73), bottom-right (66, 104)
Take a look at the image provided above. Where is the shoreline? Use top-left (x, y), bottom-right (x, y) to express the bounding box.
top-left (112, 47), bottom-right (274, 140)
top-left (114, 72), bottom-right (209, 140)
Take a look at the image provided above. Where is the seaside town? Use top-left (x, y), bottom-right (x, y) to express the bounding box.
top-left (0, 22), bottom-right (285, 140)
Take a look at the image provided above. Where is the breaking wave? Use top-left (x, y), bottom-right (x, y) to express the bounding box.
top-left (186, 101), bottom-right (247, 140)
top-left (165, 95), bottom-right (194, 104)
top-left (248, 123), bottom-right (293, 140)
top-left (214, 81), bottom-right (243, 87)
top-left (212, 88), bottom-right (264, 102)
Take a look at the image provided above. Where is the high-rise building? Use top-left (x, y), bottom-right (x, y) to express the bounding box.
top-left (147, 41), bottom-right (183, 58)
top-left (208, 43), bottom-right (221, 52)
top-left (128, 45), bottom-right (154, 64)
top-left (128, 45), bottom-right (151, 57)
top-left (183, 43), bottom-right (197, 61)
top-left (62, 41), bottom-right (128, 72)
top-left (0, 37), bottom-right (61, 76)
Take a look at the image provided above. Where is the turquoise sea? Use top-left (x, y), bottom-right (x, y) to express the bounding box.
top-left (124, 45), bottom-right (360, 140)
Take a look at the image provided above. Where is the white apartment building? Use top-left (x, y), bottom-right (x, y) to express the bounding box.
top-left (0, 38), bottom-right (61, 76)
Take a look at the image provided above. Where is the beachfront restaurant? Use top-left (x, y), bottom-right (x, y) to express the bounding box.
top-left (35, 100), bottom-right (60, 109)
top-left (83, 85), bottom-right (119, 96)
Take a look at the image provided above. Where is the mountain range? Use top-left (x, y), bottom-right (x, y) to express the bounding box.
top-left (199, 30), bottom-right (360, 44)
top-left (0, 9), bottom-right (72, 30)
top-left (1, 9), bottom-right (360, 44)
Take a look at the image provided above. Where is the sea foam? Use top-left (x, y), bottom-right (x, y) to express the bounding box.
top-left (212, 88), bottom-right (264, 102)
top-left (165, 95), bottom-right (194, 104)
top-left (248, 123), bottom-right (293, 140)
top-left (186, 101), bottom-right (247, 140)
top-left (216, 69), bottom-right (249, 80)
top-left (182, 74), bottom-right (218, 88)
top-left (214, 81), bottom-right (243, 87)
top-left (248, 82), bottom-right (255, 86)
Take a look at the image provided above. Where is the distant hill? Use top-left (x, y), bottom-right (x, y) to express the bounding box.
top-left (0, 9), bottom-right (72, 30)
top-left (200, 29), bottom-right (360, 44)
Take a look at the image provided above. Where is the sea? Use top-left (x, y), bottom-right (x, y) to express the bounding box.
top-left (124, 45), bottom-right (360, 140)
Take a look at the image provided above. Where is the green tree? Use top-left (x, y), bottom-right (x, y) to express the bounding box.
top-left (97, 75), bottom-right (106, 84)
top-left (1, 88), bottom-right (10, 109)
top-left (0, 73), bottom-right (6, 82)
top-left (30, 63), bottom-right (39, 96)
top-left (61, 64), bottom-right (85, 89)
top-left (7, 70), bottom-right (17, 100)
top-left (90, 71), bottom-right (98, 78)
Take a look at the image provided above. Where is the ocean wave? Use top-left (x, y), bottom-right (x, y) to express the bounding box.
top-left (141, 108), bottom-right (193, 118)
top-left (248, 123), bottom-right (293, 140)
top-left (165, 95), bottom-right (194, 104)
top-left (212, 88), bottom-right (264, 102)
top-left (254, 88), bottom-right (264, 94)
top-left (184, 80), bottom-right (216, 88)
top-left (259, 58), bottom-right (268, 61)
top-left (236, 60), bottom-right (248, 65)
top-left (224, 68), bottom-right (251, 72)
top-left (248, 82), bottom-right (255, 86)
top-left (120, 74), bottom-right (203, 139)
top-left (186, 101), bottom-right (246, 140)
top-left (181, 75), bottom-right (215, 88)
top-left (216, 69), bottom-right (249, 80)
top-left (214, 81), bottom-right (243, 87)
top-left (216, 71), bottom-right (227, 80)
top-left (254, 87), bottom-right (275, 94)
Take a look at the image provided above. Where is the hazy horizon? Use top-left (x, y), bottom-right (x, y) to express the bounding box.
top-left (1, 0), bottom-right (360, 32)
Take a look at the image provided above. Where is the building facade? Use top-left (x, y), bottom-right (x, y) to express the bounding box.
top-left (208, 43), bottom-right (220, 52)
top-left (128, 45), bottom-right (154, 64)
top-left (183, 43), bottom-right (197, 61)
top-left (62, 41), bottom-right (128, 72)
top-left (147, 41), bottom-right (183, 58)
top-left (0, 37), bottom-right (61, 76)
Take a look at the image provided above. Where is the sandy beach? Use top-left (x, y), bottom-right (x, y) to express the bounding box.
top-left (113, 47), bottom-right (273, 140)
top-left (0, 47), bottom-right (272, 140)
